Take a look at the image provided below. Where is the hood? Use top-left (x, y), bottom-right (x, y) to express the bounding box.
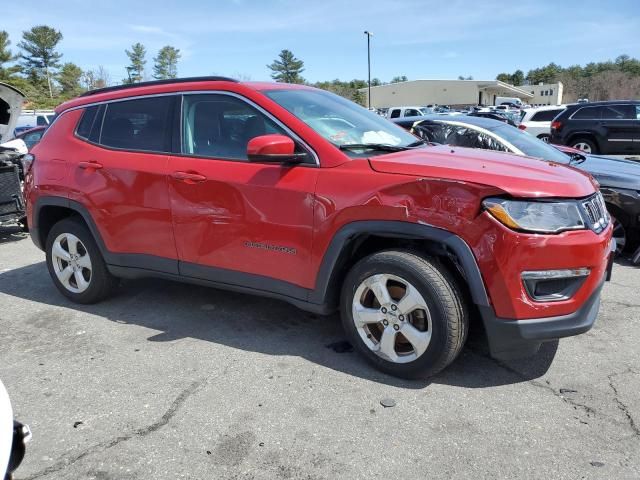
top-left (0, 83), bottom-right (25, 144)
top-left (572, 155), bottom-right (640, 191)
top-left (369, 145), bottom-right (597, 198)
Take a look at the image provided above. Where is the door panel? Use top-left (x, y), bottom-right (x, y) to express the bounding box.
top-left (168, 93), bottom-right (317, 289)
top-left (67, 97), bottom-right (177, 263)
top-left (169, 158), bottom-right (316, 287)
top-left (600, 104), bottom-right (636, 153)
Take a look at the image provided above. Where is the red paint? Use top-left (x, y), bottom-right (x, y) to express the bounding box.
top-left (27, 79), bottom-right (612, 322)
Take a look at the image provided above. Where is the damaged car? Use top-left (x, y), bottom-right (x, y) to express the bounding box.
top-left (0, 82), bottom-right (27, 229)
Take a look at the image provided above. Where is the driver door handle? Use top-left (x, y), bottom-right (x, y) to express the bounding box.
top-left (172, 171), bottom-right (207, 184)
top-left (78, 161), bottom-right (103, 170)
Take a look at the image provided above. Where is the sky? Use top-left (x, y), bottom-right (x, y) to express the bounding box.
top-left (5, 0), bottom-right (640, 85)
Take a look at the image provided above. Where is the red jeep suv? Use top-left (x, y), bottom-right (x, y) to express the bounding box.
top-left (24, 77), bottom-right (614, 378)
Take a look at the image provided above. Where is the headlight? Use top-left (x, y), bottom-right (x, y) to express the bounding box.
top-left (483, 198), bottom-right (586, 234)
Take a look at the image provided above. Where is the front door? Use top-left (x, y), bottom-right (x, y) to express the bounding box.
top-left (168, 93), bottom-right (318, 291)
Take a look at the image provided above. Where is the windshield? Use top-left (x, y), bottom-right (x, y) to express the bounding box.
top-left (264, 88), bottom-right (418, 154)
top-left (492, 124), bottom-right (569, 163)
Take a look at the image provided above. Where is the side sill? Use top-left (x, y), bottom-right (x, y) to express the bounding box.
top-left (107, 265), bottom-right (332, 315)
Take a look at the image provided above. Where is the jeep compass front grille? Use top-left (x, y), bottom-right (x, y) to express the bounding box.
top-left (581, 193), bottom-right (609, 234)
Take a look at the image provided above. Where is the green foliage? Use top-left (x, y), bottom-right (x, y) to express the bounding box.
top-left (0, 30), bottom-right (21, 82)
top-left (124, 43), bottom-right (146, 83)
top-left (153, 46), bottom-right (181, 80)
top-left (267, 49), bottom-right (305, 83)
top-left (17, 25), bottom-right (63, 98)
top-left (58, 62), bottom-right (84, 98)
top-left (390, 75), bottom-right (408, 83)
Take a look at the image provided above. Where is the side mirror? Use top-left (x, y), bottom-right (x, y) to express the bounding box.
top-left (247, 134), bottom-right (307, 163)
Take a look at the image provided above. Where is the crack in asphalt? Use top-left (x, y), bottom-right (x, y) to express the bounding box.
top-left (21, 380), bottom-right (203, 480)
top-left (607, 370), bottom-right (640, 437)
top-left (469, 349), bottom-right (598, 415)
top-left (601, 300), bottom-right (640, 309)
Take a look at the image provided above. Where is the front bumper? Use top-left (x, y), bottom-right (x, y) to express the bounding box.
top-left (480, 276), bottom-right (605, 359)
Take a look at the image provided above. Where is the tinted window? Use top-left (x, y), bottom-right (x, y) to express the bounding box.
top-left (531, 109), bottom-right (563, 122)
top-left (601, 104), bottom-right (635, 120)
top-left (36, 116), bottom-right (48, 126)
top-left (404, 109), bottom-right (421, 117)
top-left (100, 96), bottom-right (173, 152)
top-left (23, 131), bottom-right (43, 149)
top-left (572, 106), bottom-right (602, 120)
top-left (182, 94), bottom-right (291, 161)
top-left (492, 124), bottom-right (569, 163)
top-left (76, 106), bottom-right (100, 140)
top-left (389, 109), bottom-right (401, 118)
top-left (636, 106), bottom-right (640, 120)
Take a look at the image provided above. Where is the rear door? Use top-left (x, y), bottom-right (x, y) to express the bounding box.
top-left (599, 104), bottom-right (636, 153)
top-left (167, 92), bottom-right (318, 290)
top-left (68, 95), bottom-right (178, 270)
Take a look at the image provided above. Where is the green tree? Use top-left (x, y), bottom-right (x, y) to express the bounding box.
top-left (391, 75), bottom-right (408, 83)
top-left (58, 62), bottom-right (84, 98)
top-left (124, 42), bottom-right (146, 83)
top-left (352, 89), bottom-right (366, 106)
top-left (18, 25), bottom-right (63, 98)
top-left (153, 45), bottom-right (181, 79)
top-left (267, 49), bottom-right (305, 83)
top-left (496, 73), bottom-right (511, 83)
top-left (511, 70), bottom-right (524, 86)
top-left (0, 31), bottom-right (21, 81)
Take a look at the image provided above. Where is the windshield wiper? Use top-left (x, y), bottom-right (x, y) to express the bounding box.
top-left (339, 143), bottom-right (409, 152)
top-left (339, 140), bottom-right (427, 152)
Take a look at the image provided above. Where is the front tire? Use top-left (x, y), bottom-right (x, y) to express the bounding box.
top-left (46, 217), bottom-right (117, 304)
top-left (340, 250), bottom-right (468, 379)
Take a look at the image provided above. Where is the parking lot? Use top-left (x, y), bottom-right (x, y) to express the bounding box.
top-left (1, 225), bottom-right (638, 480)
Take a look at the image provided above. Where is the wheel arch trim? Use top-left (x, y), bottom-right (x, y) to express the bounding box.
top-left (310, 220), bottom-right (490, 308)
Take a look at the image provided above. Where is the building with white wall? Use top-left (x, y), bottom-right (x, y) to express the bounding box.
top-left (526, 82), bottom-right (564, 106)
top-left (361, 79), bottom-right (534, 108)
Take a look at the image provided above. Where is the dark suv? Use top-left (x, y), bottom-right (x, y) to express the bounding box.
top-left (24, 77), bottom-right (614, 379)
top-left (550, 100), bottom-right (640, 155)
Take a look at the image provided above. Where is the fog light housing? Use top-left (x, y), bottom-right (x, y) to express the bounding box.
top-left (521, 268), bottom-right (590, 302)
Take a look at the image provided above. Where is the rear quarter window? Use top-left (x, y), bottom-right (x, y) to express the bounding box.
top-left (76, 105), bottom-right (101, 140)
top-left (571, 106), bottom-right (602, 120)
top-left (530, 109), bottom-right (563, 122)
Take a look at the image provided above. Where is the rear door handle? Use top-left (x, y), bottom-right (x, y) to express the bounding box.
top-left (78, 161), bottom-right (103, 170)
top-left (171, 171), bottom-right (207, 183)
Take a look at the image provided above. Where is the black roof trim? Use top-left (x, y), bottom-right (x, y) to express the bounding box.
top-left (80, 76), bottom-right (238, 97)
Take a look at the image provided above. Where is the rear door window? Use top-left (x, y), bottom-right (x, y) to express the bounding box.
top-left (572, 106), bottom-right (602, 120)
top-left (99, 96), bottom-right (173, 152)
top-left (389, 109), bottom-right (401, 118)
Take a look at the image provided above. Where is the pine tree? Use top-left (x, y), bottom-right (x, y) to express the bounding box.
top-left (17, 25), bottom-right (63, 97)
top-left (267, 49), bottom-right (305, 83)
top-left (124, 43), bottom-right (146, 84)
top-left (58, 62), bottom-right (84, 97)
top-left (153, 46), bottom-right (181, 79)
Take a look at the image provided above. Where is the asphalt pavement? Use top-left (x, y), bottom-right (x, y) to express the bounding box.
top-left (1, 226), bottom-right (638, 479)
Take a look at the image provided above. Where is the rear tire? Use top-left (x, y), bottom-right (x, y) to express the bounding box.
top-left (537, 134), bottom-right (550, 143)
top-left (340, 250), bottom-right (468, 379)
top-left (45, 217), bottom-right (117, 304)
top-left (570, 137), bottom-right (598, 154)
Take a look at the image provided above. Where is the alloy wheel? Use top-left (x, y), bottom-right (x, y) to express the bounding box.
top-left (51, 233), bottom-right (93, 293)
top-left (611, 216), bottom-right (626, 255)
top-left (352, 273), bottom-right (432, 363)
top-left (572, 142), bottom-right (592, 154)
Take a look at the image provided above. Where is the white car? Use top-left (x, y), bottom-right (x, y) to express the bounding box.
top-left (386, 106), bottom-right (432, 119)
top-left (0, 380), bottom-right (31, 479)
top-left (16, 109), bottom-right (56, 133)
top-left (518, 105), bottom-right (566, 143)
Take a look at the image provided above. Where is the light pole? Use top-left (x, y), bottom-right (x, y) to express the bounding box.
top-left (364, 31), bottom-right (373, 109)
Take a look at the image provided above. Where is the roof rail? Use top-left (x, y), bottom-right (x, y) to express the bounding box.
top-left (79, 76), bottom-right (238, 97)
